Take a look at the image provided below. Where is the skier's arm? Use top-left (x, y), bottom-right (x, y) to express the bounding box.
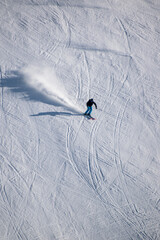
top-left (93, 102), bottom-right (97, 109)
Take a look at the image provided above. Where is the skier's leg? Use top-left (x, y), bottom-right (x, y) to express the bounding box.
top-left (88, 106), bottom-right (92, 116)
top-left (84, 106), bottom-right (90, 115)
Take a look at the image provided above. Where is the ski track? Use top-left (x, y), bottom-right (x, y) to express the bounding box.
top-left (83, 51), bottom-right (91, 98)
top-left (113, 99), bottom-right (147, 239)
top-left (85, 63), bottom-right (140, 233)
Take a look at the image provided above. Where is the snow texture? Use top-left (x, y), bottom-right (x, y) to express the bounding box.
top-left (0, 0), bottom-right (160, 239)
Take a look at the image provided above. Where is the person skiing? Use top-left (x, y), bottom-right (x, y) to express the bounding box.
top-left (84, 98), bottom-right (97, 116)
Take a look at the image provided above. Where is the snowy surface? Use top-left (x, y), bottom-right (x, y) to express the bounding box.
top-left (0, 0), bottom-right (160, 239)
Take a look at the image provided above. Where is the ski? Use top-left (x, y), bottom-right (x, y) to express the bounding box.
top-left (84, 114), bottom-right (96, 120)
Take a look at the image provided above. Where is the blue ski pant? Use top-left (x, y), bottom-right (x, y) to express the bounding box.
top-left (85, 106), bottom-right (92, 115)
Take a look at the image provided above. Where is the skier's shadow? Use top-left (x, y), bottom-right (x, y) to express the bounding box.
top-left (31, 112), bottom-right (82, 117)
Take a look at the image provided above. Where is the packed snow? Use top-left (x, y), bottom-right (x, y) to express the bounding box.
top-left (0, 0), bottom-right (160, 239)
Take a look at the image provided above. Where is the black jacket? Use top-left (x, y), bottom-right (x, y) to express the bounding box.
top-left (86, 99), bottom-right (97, 109)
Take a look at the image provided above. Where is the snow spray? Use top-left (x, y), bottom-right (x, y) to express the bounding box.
top-left (22, 64), bottom-right (81, 112)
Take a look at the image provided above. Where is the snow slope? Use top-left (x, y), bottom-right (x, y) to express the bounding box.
top-left (0, 0), bottom-right (160, 239)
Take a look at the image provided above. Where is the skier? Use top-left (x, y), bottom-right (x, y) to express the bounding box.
top-left (84, 98), bottom-right (97, 117)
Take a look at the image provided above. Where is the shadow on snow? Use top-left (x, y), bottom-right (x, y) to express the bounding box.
top-left (30, 112), bottom-right (83, 117)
